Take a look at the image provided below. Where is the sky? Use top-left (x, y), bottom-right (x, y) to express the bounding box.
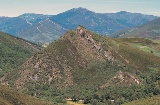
top-left (0, 0), bottom-right (160, 17)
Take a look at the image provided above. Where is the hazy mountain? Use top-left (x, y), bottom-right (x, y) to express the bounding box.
top-left (3, 26), bottom-right (160, 104)
top-left (105, 11), bottom-right (156, 27)
top-left (16, 18), bottom-right (67, 43)
top-left (112, 17), bottom-right (160, 39)
top-left (50, 7), bottom-right (124, 35)
top-left (0, 16), bottom-right (10, 23)
top-left (0, 17), bottom-right (30, 35)
top-left (0, 13), bottom-right (51, 35)
top-left (50, 7), bottom-right (157, 35)
top-left (18, 13), bottom-right (51, 25)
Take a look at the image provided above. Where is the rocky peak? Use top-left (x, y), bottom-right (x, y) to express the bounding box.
top-left (76, 25), bottom-right (102, 51)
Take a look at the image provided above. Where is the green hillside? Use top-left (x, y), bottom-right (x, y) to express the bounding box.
top-left (117, 38), bottom-right (160, 57)
top-left (0, 85), bottom-right (55, 105)
top-left (122, 95), bottom-right (160, 105)
top-left (0, 31), bottom-right (39, 77)
top-left (3, 26), bottom-right (160, 105)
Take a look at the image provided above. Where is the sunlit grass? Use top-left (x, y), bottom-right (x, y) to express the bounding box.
top-left (132, 43), bottom-right (160, 57)
top-left (67, 101), bottom-right (85, 105)
top-left (122, 95), bottom-right (160, 105)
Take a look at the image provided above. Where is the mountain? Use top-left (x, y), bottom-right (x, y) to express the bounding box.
top-left (16, 18), bottom-right (67, 43)
top-left (0, 13), bottom-right (51, 34)
top-left (112, 17), bottom-right (160, 39)
top-left (18, 13), bottom-right (51, 25)
top-left (0, 31), bottom-right (39, 78)
top-left (2, 26), bottom-right (160, 104)
top-left (50, 7), bottom-right (123, 35)
top-left (0, 85), bottom-right (54, 105)
top-left (0, 16), bottom-right (10, 23)
top-left (105, 11), bottom-right (156, 27)
top-left (0, 8), bottom-right (157, 44)
top-left (0, 14), bottom-right (63, 43)
top-left (50, 7), bottom-right (157, 35)
top-left (0, 17), bottom-right (30, 35)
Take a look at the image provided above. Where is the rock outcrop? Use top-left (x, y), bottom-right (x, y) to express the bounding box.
top-left (100, 71), bottom-right (142, 88)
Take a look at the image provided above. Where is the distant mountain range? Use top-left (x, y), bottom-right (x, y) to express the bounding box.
top-left (0, 7), bottom-right (158, 43)
top-left (112, 17), bottom-right (160, 39)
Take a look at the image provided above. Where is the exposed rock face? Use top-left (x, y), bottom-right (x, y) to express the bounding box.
top-left (100, 71), bottom-right (142, 88)
top-left (113, 71), bottom-right (141, 85)
top-left (76, 25), bottom-right (102, 51)
top-left (77, 25), bottom-right (86, 38)
top-left (104, 50), bottom-right (114, 61)
top-left (0, 76), bottom-right (9, 86)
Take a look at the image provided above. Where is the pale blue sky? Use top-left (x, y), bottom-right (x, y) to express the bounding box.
top-left (1, 0), bottom-right (160, 17)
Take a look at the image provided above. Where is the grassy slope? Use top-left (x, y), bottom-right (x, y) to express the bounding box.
top-left (0, 31), bottom-right (39, 77)
top-left (0, 85), bottom-right (54, 105)
top-left (117, 38), bottom-right (160, 57)
top-left (122, 95), bottom-right (160, 105)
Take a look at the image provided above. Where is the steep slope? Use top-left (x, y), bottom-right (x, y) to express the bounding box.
top-left (0, 31), bottom-right (39, 78)
top-left (3, 26), bottom-right (160, 104)
top-left (0, 85), bottom-right (54, 105)
top-left (16, 18), bottom-right (67, 43)
top-left (112, 17), bottom-right (160, 39)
